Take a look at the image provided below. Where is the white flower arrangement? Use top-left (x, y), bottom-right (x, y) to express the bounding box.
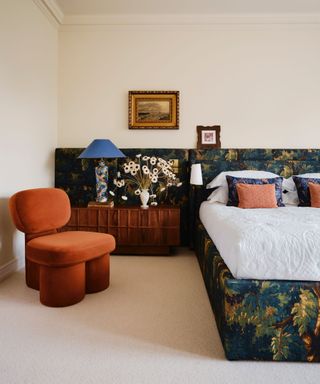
top-left (110, 154), bottom-right (182, 202)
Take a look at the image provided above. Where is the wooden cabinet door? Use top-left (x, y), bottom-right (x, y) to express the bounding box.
top-left (63, 206), bottom-right (180, 254)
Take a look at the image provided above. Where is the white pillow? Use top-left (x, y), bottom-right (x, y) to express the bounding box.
top-left (283, 173), bottom-right (320, 192)
top-left (206, 170), bottom-right (280, 190)
top-left (207, 186), bottom-right (228, 204)
top-left (282, 191), bottom-right (299, 206)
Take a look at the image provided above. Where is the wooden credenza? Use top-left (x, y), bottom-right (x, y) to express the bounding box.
top-left (62, 205), bottom-right (180, 255)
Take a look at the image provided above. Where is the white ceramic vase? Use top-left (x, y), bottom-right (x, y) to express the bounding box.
top-left (140, 189), bottom-right (150, 209)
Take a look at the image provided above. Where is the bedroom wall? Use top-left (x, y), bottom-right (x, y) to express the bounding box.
top-left (58, 23), bottom-right (320, 149)
top-left (0, 0), bottom-right (58, 276)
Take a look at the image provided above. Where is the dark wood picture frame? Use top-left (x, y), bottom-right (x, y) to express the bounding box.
top-left (129, 91), bottom-right (179, 129)
top-left (197, 125), bottom-right (221, 149)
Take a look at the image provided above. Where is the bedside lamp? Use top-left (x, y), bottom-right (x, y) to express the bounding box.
top-left (78, 139), bottom-right (125, 203)
top-left (190, 164), bottom-right (203, 186)
top-left (189, 163), bottom-right (203, 248)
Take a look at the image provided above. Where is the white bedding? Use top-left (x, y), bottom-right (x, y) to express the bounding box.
top-left (199, 201), bottom-right (320, 281)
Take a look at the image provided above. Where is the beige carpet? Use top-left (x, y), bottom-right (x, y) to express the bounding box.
top-left (0, 249), bottom-right (318, 384)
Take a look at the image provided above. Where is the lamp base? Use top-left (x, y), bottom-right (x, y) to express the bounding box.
top-left (95, 159), bottom-right (108, 203)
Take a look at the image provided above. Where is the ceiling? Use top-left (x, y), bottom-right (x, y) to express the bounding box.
top-left (55, 0), bottom-right (320, 15)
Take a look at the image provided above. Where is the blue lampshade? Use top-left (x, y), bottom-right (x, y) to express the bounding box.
top-left (78, 139), bottom-right (125, 159)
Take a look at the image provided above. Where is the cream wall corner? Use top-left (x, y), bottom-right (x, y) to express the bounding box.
top-left (0, 0), bottom-right (58, 278)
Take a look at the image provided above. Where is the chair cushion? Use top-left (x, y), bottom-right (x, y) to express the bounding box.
top-left (27, 231), bottom-right (115, 267)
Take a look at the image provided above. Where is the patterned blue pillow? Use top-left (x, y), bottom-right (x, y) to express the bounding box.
top-left (292, 176), bottom-right (320, 206)
top-left (226, 176), bottom-right (285, 207)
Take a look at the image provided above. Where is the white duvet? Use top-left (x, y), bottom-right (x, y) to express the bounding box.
top-left (199, 201), bottom-right (320, 281)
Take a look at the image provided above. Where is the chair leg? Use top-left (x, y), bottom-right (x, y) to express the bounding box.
top-left (25, 258), bottom-right (40, 290)
top-left (39, 263), bottom-right (85, 307)
top-left (86, 253), bottom-right (110, 294)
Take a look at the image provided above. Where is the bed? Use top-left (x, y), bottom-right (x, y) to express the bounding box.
top-left (190, 148), bottom-right (320, 362)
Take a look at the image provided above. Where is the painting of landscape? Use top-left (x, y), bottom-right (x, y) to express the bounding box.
top-left (136, 100), bottom-right (172, 122)
top-left (129, 91), bottom-right (179, 129)
top-left (137, 99), bottom-right (171, 123)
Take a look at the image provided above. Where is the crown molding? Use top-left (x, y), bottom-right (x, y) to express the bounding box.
top-left (30, 3), bottom-right (320, 28)
top-left (32, 0), bottom-right (64, 27)
top-left (62, 13), bottom-right (320, 26)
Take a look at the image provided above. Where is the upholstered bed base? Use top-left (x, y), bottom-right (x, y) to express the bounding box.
top-left (195, 220), bottom-right (320, 362)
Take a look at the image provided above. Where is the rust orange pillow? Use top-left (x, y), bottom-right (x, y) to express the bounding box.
top-left (236, 183), bottom-right (278, 209)
top-left (309, 182), bottom-right (320, 208)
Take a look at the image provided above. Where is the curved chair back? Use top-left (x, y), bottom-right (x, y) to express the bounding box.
top-left (9, 188), bottom-right (71, 235)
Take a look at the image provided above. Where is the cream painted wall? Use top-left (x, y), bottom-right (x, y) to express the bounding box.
top-left (58, 24), bottom-right (320, 149)
top-left (0, 0), bottom-right (58, 272)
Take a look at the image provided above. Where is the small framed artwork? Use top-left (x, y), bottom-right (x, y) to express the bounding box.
top-left (197, 125), bottom-right (221, 149)
top-left (128, 91), bottom-right (179, 129)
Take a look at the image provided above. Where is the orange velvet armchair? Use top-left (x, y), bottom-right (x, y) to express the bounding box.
top-left (9, 188), bottom-right (115, 307)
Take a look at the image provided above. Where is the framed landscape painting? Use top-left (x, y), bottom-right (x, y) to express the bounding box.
top-left (128, 91), bottom-right (179, 129)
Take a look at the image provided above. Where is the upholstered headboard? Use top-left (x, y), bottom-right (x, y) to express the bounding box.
top-left (56, 148), bottom-right (320, 247)
top-left (55, 148), bottom-right (190, 245)
top-left (189, 148), bottom-right (320, 185)
top-left (188, 148), bottom-right (320, 242)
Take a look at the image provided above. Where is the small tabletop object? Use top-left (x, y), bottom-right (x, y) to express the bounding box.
top-left (88, 201), bottom-right (114, 208)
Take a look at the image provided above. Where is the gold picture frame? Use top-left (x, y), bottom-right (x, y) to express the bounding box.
top-left (128, 91), bottom-right (179, 129)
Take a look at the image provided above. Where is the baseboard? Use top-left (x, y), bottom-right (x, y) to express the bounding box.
top-left (0, 258), bottom-right (24, 282)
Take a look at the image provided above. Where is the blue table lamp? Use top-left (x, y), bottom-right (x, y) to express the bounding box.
top-left (78, 139), bottom-right (125, 203)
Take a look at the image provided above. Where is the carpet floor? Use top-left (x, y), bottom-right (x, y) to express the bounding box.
top-left (0, 248), bottom-right (319, 384)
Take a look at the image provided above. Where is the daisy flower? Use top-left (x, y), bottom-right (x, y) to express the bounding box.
top-left (142, 167), bottom-right (150, 175)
